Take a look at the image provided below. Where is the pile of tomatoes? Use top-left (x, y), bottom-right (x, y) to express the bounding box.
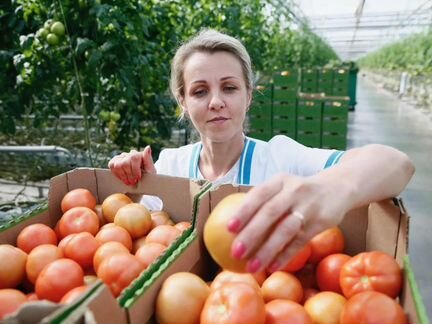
top-left (0, 188), bottom-right (190, 321)
top-left (155, 193), bottom-right (408, 324)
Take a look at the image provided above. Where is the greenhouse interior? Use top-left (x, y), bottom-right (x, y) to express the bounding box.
top-left (0, 0), bottom-right (431, 323)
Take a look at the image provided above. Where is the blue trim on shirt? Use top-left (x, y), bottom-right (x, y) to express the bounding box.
top-left (189, 143), bottom-right (202, 178)
top-left (324, 150), bottom-right (345, 169)
top-left (241, 139), bottom-right (256, 185)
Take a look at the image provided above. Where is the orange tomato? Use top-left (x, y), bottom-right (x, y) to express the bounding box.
top-left (94, 204), bottom-right (106, 227)
top-left (16, 223), bottom-right (58, 253)
top-left (174, 221), bottom-right (192, 232)
top-left (201, 282), bottom-right (266, 324)
top-left (96, 253), bottom-right (144, 297)
top-left (265, 299), bottom-right (312, 324)
top-left (58, 206), bottom-right (100, 238)
top-left (101, 193), bottom-right (132, 223)
top-left (203, 193), bottom-right (248, 272)
top-left (132, 236), bottom-right (148, 254)
top-left (95, 225), bottom-right (133, 251)
top-left (261, 271), bottom-right (303, 303)
top-left (302, 288), bottom-right (319, 305)
top-left (210, 270), bottom-right (261, 292)
top-left (156, 272), bottom-right (210, 324)
top-left (0, 244), bottom-right (27, 289)
top-left (135, 243), bottom-right (166, 269)
top-left (114, 203), bottom-right (152, 239)
top-left (0, 289), bottom-right (27, 320)
top-left (62, 232), bottom-right (100, 269)
top-left (145, 225), bottom-right (181, 247)
top-left (316, 253), bottom-right (351, 294)
top-left (35, 258), bottom-right (84, 302)
top-left (340, 291), bottom-right (407, 324)
top-left (26, 244), bottom-right (63, 284)
top-left (308, 227), bottom-right (345, 264)
top-left (59, 285), bottom-right (88, 304)
top-left (61, 188), bottom-right (97, 213)
top-left (280, 243), bottom-right (311, 273)
top-left (150, 210), bottom-right (174, 229)
top-left (304, 291), bottom-right (346, 324)
top-left (340, 251), bottom-right (402, 299)
top-left (93, 241), bottom-right (130, 272)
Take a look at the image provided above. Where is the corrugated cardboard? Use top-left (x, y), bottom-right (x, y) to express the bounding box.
top-left (0, 168), bottom-right (206, 324)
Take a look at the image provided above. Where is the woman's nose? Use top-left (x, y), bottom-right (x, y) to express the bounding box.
top-left (209, 92), bottom-right (225, 110)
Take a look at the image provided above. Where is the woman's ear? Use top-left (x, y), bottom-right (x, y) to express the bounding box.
top-left (179, 96), bottom-right (188, 115)
top-left (246, 88), bottom-right (253, 110)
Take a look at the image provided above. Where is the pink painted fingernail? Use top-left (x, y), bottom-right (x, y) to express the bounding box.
top-left (232, 241), bottom-right (246, 259)
top-left (247, 257), bottom-right (261, 273)
top-left (227, 218), bottom-right (241, 233)
top-left (268, 261), bottom-right (280, 273)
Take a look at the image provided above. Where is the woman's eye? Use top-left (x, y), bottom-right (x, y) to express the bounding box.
top-left (224, 86), bottom-right (237, 92)
top-left (193, 89), bottom-right (207, 97)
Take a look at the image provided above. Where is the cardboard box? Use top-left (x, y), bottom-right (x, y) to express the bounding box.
top-left (0, 168), bottom-right (207, 324)
top-left (141, 183), bottom-right (428, 324)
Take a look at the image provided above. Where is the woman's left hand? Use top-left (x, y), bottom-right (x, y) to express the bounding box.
top-left (227, 173), bottom-right (351, 273)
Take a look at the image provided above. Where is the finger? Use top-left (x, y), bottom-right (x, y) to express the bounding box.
top-left (108, 156), bottom-right (129, 184)
top-left (231, 188), bottom-right (295, 262)
top-left (268, 222), bottom-right (323, 273)
top-left (227, 174), bottom-right (285, 233)
top-left (142, 146), bottom-right (156, 174)
top-left (128, 150), bottom-right (143, 184)
top-left (246, 211), bottom-right (305, 273)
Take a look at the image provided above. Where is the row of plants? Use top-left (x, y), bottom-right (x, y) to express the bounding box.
top-left (0, 0), bottom-right (338, 166)
top-left (358, 30), bottom-right (432, 75)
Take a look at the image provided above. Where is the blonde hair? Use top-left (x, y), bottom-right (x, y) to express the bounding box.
top-left (170, 29), bottom-right (254, 108)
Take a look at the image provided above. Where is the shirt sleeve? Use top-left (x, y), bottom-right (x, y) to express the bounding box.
top-left (268, 135), bottom-right (345, 176)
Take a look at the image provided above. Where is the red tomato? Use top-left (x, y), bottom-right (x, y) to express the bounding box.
top-left (96, 253), bottom-right (144, 297)
top-left (0, 244), bottom-right (27, 289)
top-left (308, 227), bottom-right (345, 264)
top-left (95, 225), bottom-right (133, 251)
top-left (16, 223), bottom-right (58, 253)
top-left (210, 270), bottom-right (261, 292)
top-left (261, 271), bottom-right (303, 303)
top-left (26, 244), bottom-right (63, 284)
top-left (58, 206), bottom-right (100, 238)
top-left (201, 282), bottom-right (266, 324)
top-left (304, 291), bottom-right (346, 324)
top-left (340, 291), bottom-right (407, 324)
top-left (61, 188), bottom-right (97, 213)
top-left (35, 258), bottom-right (84, 302)
top-left (156, 272), bottom-right (210, 324)
top-left (60, 285), bottom-right (88, 304)
top-left (340, 251), bottom-right (402, 298)
top-left (62, 232), bottom-right (100, 269)
top-left (265, 299), bottom-right (312, 324)
top-left (0, 289), bottom-right (27, 320)
top-left (135, 243), bottom-right (166, 269)
top-left (280, 243), bottom-right (312, 273)
top-left (316, 253), bottom-right (351, 294)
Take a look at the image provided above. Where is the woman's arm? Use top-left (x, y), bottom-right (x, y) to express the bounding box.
top-left (228, 144), bottom-right (414, 273)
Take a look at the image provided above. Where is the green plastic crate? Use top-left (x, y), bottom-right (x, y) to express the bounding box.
top-left (249, 103), bottom-right (272, 119)
top-left (296, 131), bottom-right (321, 147)
top-left (297, 99), bottom-right (322, 118)
top-left (322, 117), bottom-right (348, 134)
top-left (301, 68), bottom-right (318, 82)
top-left (273, 70), bottom-right (299, 86)
top-left (254, 84), bottom-right (273, 103)
top-left (273, 128), bottom-right (295, 138)
top-left (273, 88), bottom-right (298, 102)
top-left (273, 103), bottom-right (296, 119)
top-left (273, 117), bottom-right (296, 130)
top-left (322, 134), bottom-right (347, 150)
top-left (249, 116), bottom-right (271, 130)
top-left (248, 130), bottom-right (272, 141)
top-left (297, 117), bottom-right (321, 132)
top-left (323, 100), bottom-right (349, 117)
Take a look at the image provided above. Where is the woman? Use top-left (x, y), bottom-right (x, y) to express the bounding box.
top-left (109, 29), bottom-right (414, 273)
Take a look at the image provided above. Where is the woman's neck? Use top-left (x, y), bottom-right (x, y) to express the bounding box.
top-left (199, 133), bottom-right (245, 181)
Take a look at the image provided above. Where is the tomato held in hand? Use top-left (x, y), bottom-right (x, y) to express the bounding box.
top-left (340, 251), bottom-right (402, 298)
top-left (340, 291), bottom-right (407, 324)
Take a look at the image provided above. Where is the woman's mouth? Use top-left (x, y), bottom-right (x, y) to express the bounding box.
top-left (208, 117), bottom-right (229, 124)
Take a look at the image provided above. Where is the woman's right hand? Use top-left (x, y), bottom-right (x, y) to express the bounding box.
top-left (108, 145), bottom-right (156, 185)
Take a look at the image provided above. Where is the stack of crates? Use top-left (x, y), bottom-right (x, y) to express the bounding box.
top-left (332, 68), bottom-right (350, 96)
top-left (317, 68), bottom-right (333, 95)
top-left (248, 83), bottom-right (273, 141)
top-left (300, 68), bottom-right (318, 93)
top-left (272, 70), bottom-right (299, 138)
top-left (296, 94), bottom-right (323, 147)
top-left (321, 97), bottom-right (350, 150)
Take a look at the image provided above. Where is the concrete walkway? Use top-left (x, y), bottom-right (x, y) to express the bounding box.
top-left (348, 74), bottom-right (432, 317)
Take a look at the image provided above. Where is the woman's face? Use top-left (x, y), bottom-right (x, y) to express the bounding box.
top-left (180, 51), bottom-right (252, 143)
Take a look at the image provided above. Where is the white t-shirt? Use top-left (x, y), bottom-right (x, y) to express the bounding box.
top-left (154, 135), bottom-right (344, 186)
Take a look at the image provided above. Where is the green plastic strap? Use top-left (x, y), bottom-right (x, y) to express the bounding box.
top-left (403, 255), bottom-right (430, 324)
